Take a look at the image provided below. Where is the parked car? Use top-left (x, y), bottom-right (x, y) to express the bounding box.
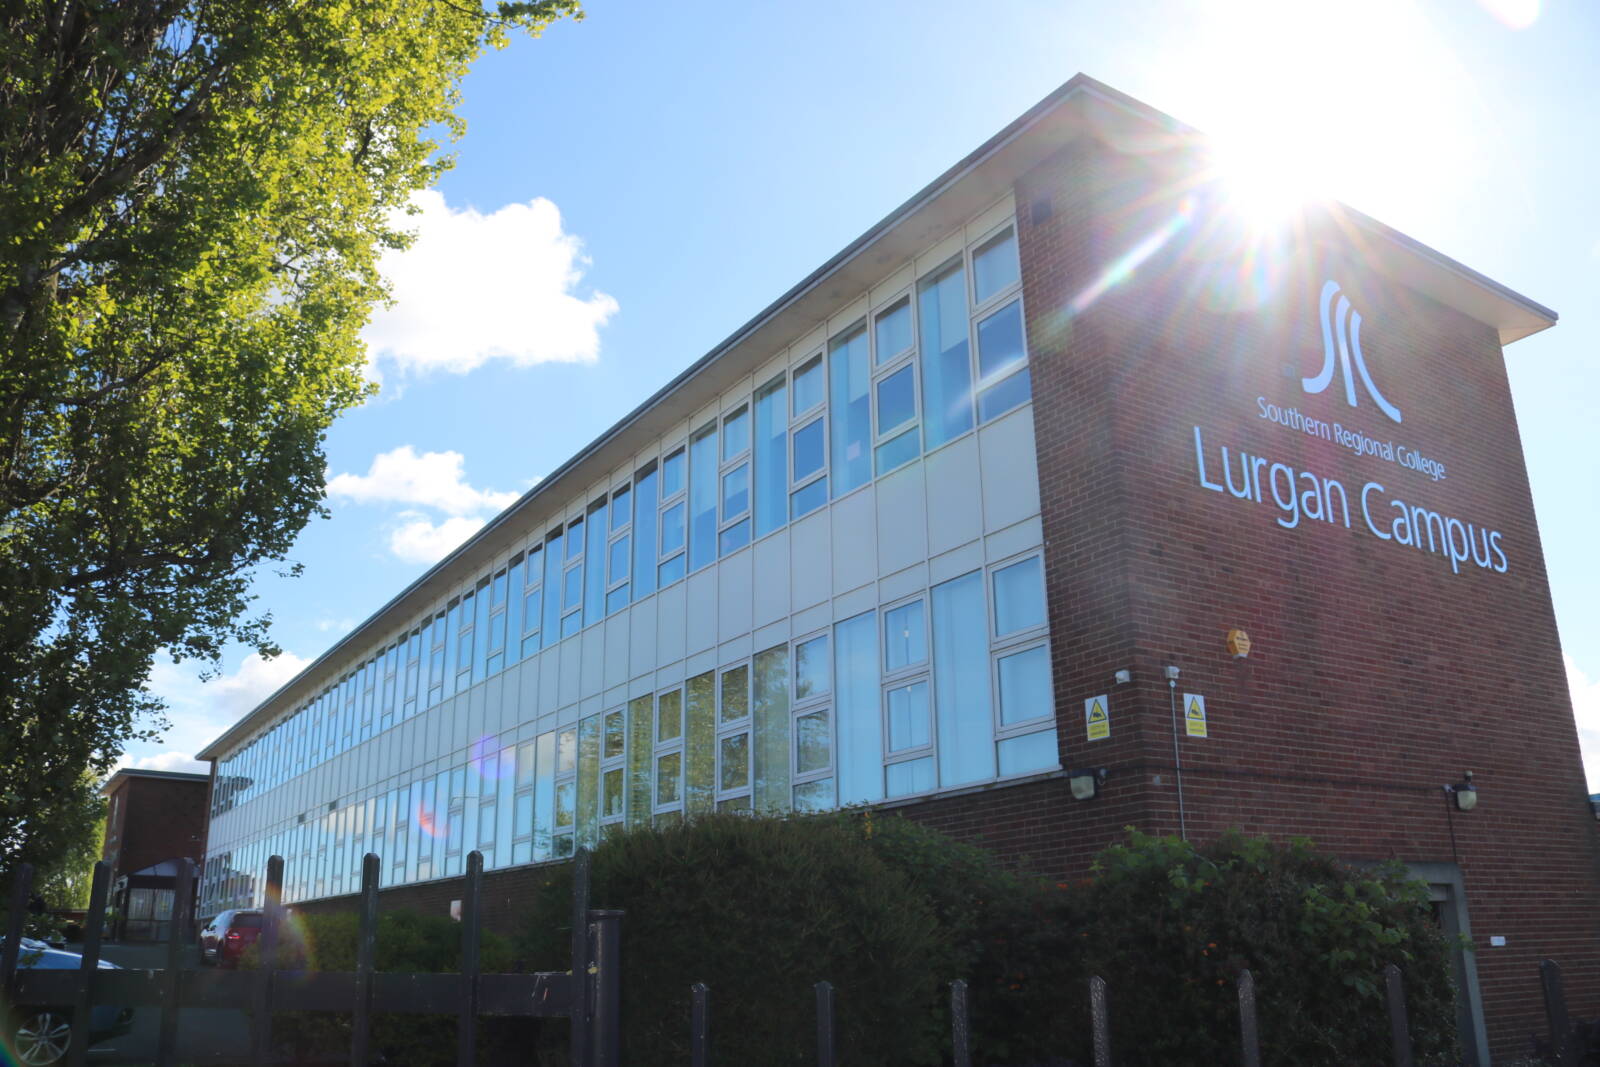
top-left (2, 937), bottom-right (134, 1066)
top-left (198, 909), bottom-right (263, 967)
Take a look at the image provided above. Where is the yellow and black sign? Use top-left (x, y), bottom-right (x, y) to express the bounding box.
top-left (1085, 695), bottom-right (1110, 741)
top-left (1184, 693), bottom-right (1208, 738)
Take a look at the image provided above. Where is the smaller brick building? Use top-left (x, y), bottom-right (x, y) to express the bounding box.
top-left (100, 768), bottom-right (209, 940)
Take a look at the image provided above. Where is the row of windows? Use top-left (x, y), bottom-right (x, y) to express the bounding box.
top-left (201, 554), bottom-right (1056, 911)
top-left (213, 218), bottom-right (1030, 818)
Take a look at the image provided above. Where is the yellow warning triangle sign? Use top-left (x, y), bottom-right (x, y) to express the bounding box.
top-left (1088, 700), bottom-right (1107, 723)
top-left (1186, 697), bottom-right (1204, 720)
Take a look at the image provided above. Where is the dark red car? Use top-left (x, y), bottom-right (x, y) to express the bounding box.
top-left (198, 909), bottom-right (263, 968)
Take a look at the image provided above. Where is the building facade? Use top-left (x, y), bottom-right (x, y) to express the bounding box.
top-left (197, 77), bottom-right (1599, 1060)
top-left (100, 768), bottom-right (210, 939)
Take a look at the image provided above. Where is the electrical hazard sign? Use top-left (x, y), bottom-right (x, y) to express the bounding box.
top-left (1084, 696), bottom-right (1110, 741)
top-left (1183, 693), bottom-right (1208, 738)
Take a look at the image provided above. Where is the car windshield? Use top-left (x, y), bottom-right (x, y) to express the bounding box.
top-left (232, 914), bottom-right (263, 929)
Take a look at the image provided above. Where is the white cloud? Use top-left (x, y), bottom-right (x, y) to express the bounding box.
top-left (389, 513), bottom-right (487, 565)
top-left (123, 650), bottom-right (314, 772)
top-left (327, 445), bottom-right (519, 516)
top-left (365, 189), bottom-right (618, 375)
top-left (1568, 654), bottom-right (1600, 793)
top-left (316, 616), bottom-right (356, 634)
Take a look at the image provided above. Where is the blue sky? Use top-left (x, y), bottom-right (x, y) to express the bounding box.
top-left (132, 0), bottom-right (1600, 784)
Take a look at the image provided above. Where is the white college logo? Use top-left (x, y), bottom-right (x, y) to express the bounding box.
top-left (1303, 280), bottom-right (1402, 424)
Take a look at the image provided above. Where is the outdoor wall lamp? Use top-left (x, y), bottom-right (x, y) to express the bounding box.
top-left (1445, 771), bottom-right (1477, 812)
top-left (1069, 767), bottom-right (1108, 801)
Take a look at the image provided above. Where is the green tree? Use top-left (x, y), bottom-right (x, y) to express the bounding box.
top-left (31, 775), bottom-right (106, 910)
top-left (0, 0), bottom-right (581, 877)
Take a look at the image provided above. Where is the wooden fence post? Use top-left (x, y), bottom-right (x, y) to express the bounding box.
top-left (1541, 958), bottom-right (1572, 1066)
top-left (66, 861), bottom-right (111, 1067)
top-left (951, 978), bottom-right (972, 1067)
top-left (458, 851), bottom-right (483, 1066)
top-left (1237, 968), bottom-right (1261, 1067)
top-left (350, 853), bottom-right (380, 1065)
top-left (570, 847), bottom-right (592, 1067)
top-left (249, 855), bottom-right (284, 1064)
top-left (815, 980), bottom-right (837, 1067)
top-left (1090, 974), bottom-right (1113, 1067)
top-left (1384, 963), bottom-right (1414, 1067)
top-left (691, 981), bottom-right (710, 1067)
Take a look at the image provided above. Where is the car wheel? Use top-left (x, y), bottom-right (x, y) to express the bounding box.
top-left (12, 1008), bottom-right (72, 1066)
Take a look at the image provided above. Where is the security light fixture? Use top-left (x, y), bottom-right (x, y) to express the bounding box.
top-left (1069, 767), bottom-right (1108, 801)
top-left (1114, 669), bottom-right (1132, 685)
top-left (1446, 771), bottom-right (1477, 812)
top-left (1163, 665), bottom-right (1181, 682)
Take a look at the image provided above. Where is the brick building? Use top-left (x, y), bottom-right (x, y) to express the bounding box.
top-left (196, 76), bottom-right (1598, 1060)
top-left (99, 768), bottom-right (209, 940)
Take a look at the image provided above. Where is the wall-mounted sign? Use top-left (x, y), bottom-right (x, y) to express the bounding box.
top-left (1085, 696), bottom-right (1110, 741)
top-left (1184, 693), bottom-right (1208, 738)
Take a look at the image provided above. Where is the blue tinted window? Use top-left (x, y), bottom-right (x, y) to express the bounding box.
top-left (886, 681), bottom-right (930, 751)
top-left (973, 227), bottom-right (1020, 304)
top-left (792, 355), bottom-right (824, 415)
top-left (753, 377), bottom-right (787, 538)
top-left (790, 478), bottom-right (827, 520)
top-left (976, 299), bottom-right (1025, 384)
top-left (993, 556), bottom-right (1045, 636)
top-left (610, 485), bottom-right (630, 531)
top-left (606, 585), bottom-right (630, 615)
top-left (688, 424), bottom-right (718, 571)
top-left (661, 449), bottom-right (685, 497)
top-left (584, 498), bottom-right (607, 624)
top-left (932, 571), bottom-right (994, 786)
top-left (565, 518), bottom-right (583, 561)
top-left (829, 326), bottom-right (871, 497)
top-left (886, 756), bottom-right (935, 799)
top-left (541, 533), bottom-right (562, 639)
top-left (792, 417), bottom-right (824, 482)
top-left (632, 465), bottom-right (658, 600)
top-left (978, 367), bottom-right (1031, 423)
top-left (562, 565), bottom-right (581, 611)
top-left (660, 500), bottom-right (685, 556)
top-left (876, 364), bottom-right (916, 435)
top-left (998, 730), bottom-right (1057, 776)
top-left (608, 535), bottom-right (630, 584)
top-left (834, 611), bottom-right (882, 806)
top-left (721, 463), bottom-right (749, 521)
top-left (918, 263), bottom-right (973, 448)
top-left (875, 429), bottom-right (919, 476)
top-left (722, 405), bottom-right (749, 461)
top-left (997, 645), bottom-right (1051, 726)
top-left (658, 554), bottom-right (686, 587)
top-left (719, 518), bottom-right (750, 556)
top-left (874, 298), bottom-right (913, 365)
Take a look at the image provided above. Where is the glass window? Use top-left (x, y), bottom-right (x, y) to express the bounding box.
top-left (993, 556), bottom-right (1046, 636)
top-left (979, 368), bottom-right (1031, 424)
top-left (792, 354), bottom-right (824, 415)
top-left (602, 769), bottom-right (624, 818)
top-left (604, 537), bottom-right (627, 589)
top-left (657, 689), bottom-right (682, 742)
top-left (932, 571), bottom-right (995, 786)
top-left (887, 683), bottom-right (932, 759)
top-left (792, 418), bottom-right (825, 483)
top-left (542, 531), bottom-right (563, 638)
top-left (875, 428), bottom-right (920, 476)
top-left (918, 262), bottom-right (973, 448)
top-left (753, 376), bottom-right (787, 539)
top-left (658, 553), bottom-right (686, 587)
top-left (998, 730), bottom-right (1057, 776)
top-left (554, 781), bottom-right (574, 829)
top-left (998, 645), bottom-right (1051, 726)
top-left (791, 478), bottom-right (828, 520)
top-left (610, 485), bottom-right (631, 531)
top-left (886, 756), bottom-right (935, 798)
top-left (632, 464), bottom-right (658, 601)
top-left (883, 601), bottom-right (927, 672)
top-left (656, 752), bottom-right (682, 805)
top-left (661, 448), bottom-right (686, 498)
top-left (719, 733), bottom-right (750, 791)
top-left (566, 518), bottom-right (584, 561)
top-left (557, 728), bottom-right (577, 774)
top-left (660, 500), bottom-right (686, 557)
top-left (794, 634), bottom-right (830, 700)
top-left (796, 710), bottom-right (831, 774)
top-left (828, 326), bottom-right (871, 497)
top-left (976, 299), bottom-right (1029, 419)
top-left (794, 778), bottom-right (834, 812)
top-left (722, 405), bottom-right (750, 461)
top-left (603, 709), bottom-right (625, 759)
top-left (720, 665), bottom-right (748, 724)
top-left (721, 463), bottom-right (749, 522)
top-left (562, 566), bottom-right (582, 612)
top-left (973, 227), bottom-right (1021, 305)
top-left (874, 297), bottom-right (913, 365)
top-left (584, 498), bottom-right (607, 625)
top-left (876, 364), bottom-right (916, 437)
top-left (834, 611), bottom-right (882, 806)
top-left (719, 518), bottom-right (750, 556)
top-left (688, 424), bottom-right (718, 571)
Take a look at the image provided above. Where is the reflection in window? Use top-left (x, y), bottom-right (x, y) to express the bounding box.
top-left (828, 326), bottom-right (871, 497)
top-left (794, 634), bottom-right (830, 700)
top-left (661, 448), bottom-right (686, 497)
top-left (874, 297), bottom-right (913, 365)
top-left (997, 645), bottom-right (1051, 726)
top-left (932, 571), bottom-right (995, 786)
top-left (632, 464), bottom-right (658, 601)
top-left (688, 424), bottom-right (718, 571)
top-left (883, 600), bottom-right (927, 672)
top-left (753, 376), bottom-right (787, 539)
top-left (834, 611), bottom-right (881, 806)
top-left (792, 354), bottom-right (824, 415)
top-left (886, 681), bottom-right (930, 751)
top-left (973, 227), bottom-right (1020, 304)
top-left (993, 556), bottom-right (1046, 636)
top-left (722, 405), bottom-right (750, 461)
top-left (919, 262), bottom-right (973, 448)
top-left (976, 299), bottom-right (1029, 422)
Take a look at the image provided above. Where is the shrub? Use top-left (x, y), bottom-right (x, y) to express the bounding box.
top-left (1057, 829), bottom-right (1461, 1066)
top-left (242, 908), bottom-right (532, 1065)
top-left (517, 812), bottom-right (955, 1067)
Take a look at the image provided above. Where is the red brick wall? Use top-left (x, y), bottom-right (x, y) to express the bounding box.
top-left (1006, 131), bottom-right (1600, 1059)
top-left (103, 776), bottom-right (209, 880)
